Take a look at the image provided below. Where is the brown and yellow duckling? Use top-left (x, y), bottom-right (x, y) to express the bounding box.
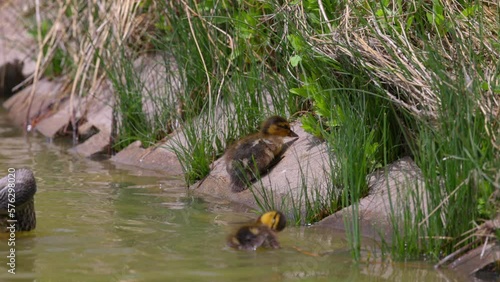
top-left (227, 210), bottom-right (286, 251)
top-left (225, 116), bottom-right (298, 193)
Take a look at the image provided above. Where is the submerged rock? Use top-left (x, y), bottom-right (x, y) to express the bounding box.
top-left (0, 168), bottom-right (37, 232)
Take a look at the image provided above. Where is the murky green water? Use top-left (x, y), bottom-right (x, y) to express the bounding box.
top-left (0, 106), bottom-right (464, 281)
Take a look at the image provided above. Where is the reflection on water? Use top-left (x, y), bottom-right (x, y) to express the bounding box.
top-left (0, 106), bottom-right (464, 281)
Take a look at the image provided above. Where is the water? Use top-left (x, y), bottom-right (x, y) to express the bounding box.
top-left (0, 106), bottom-right (464, 281)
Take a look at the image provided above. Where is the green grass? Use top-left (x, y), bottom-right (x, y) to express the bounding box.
top-left (404, 38), bottom-right (498, 259)
top-left (31, 0), bottom-right (499, 262)
top-left (168, 116), bottom-right (216, 186)
top-left (105, 50), bottom-right (182, 151)
top-left (149, 0), bottom-right (302, 185)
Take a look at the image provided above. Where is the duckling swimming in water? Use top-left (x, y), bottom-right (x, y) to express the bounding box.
top-left (227, 210), bottom-right (286, 251)
top-left (225, 116), bottom-right (298, 192)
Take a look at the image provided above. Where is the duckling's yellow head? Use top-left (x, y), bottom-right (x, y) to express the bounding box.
top-left (261, 116), bottom-right (298, 138)
top-left (257, 211), bottom-right (286, 232)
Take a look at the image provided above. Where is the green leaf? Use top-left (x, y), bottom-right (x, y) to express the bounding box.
top-left (289, 55), bottom-right (302, 67)
top-left (481, 82), bottom-right (489, 91)
top-left (289, 87), bottom-right (308, 98)
top-left (288, 34), bottom-right (305, 52)
top-left (426, 12), bottom-right (434, 25)
top-left (301, 114), bottom-right (322, 137)
top-left (406, 16), bottom-right (414, 30)
top-left (433, 1), bottom-right (444, 26)
top-left (461, 6), bottom-right (476, 17)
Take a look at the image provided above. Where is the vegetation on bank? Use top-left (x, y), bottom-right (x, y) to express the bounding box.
top-left (25, 0), bottom-right (499, 261)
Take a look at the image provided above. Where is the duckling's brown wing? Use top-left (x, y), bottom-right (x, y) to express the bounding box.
top-left (226, 134), bottom-right (285, 193)
top-left (227, 157), bottom-right (252, 192)
top-left (231, 139), bottom-right (264, 161)
top-left (232, 138), bottom-right (280, 174)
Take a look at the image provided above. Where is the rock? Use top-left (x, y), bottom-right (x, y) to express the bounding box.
top-left (83, 82), bottom-right (114, 133)
top-left (432, 216), bottom-right (500, 280)
top-left (318, 157), bottom-right (426, 241)
top-left (111, 141), bottom-right (184, 175)
top-left (34, 96), bottom-right (76, 138)
top-left (69, 81), bottom-right (114, 157)
top-left (35, 79), bottom-right (114, 141)
top-left (69, 129), bottom-right (112, 157)
top-left (3, 75), bottom-right (114, 157)
top-left (448, 242), bottom-right (500, 280)
top-left (77, 121), bottom-right (99, 139)
top-left (133, 54), bottom-right (183, 125)
top-left (2, 78), bottom-right (68, 128)
top-left (0, 168), bottom-right (37, 232)
top-left (0, 0), bottom-right (36, 75)
top-left (110, 53), bottom-right (184, 170)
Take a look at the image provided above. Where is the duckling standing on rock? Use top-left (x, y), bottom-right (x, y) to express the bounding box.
top-left (225, 116), bottom-right (298, 192)
top-left (227, 210), bottom-right (287, 251)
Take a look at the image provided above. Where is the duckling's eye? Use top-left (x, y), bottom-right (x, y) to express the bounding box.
top-left (272, 213), bottom-right (279, 226)
top-left (278, 123), bottom-right (290, 130)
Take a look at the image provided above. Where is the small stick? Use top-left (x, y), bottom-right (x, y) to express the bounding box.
top-left (292, 246), bottom-right (322, 257)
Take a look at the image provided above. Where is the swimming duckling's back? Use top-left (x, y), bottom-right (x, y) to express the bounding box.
top-left (227, 225), bottom-right (277, 250)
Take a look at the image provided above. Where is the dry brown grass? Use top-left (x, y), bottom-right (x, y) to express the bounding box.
top-left (289, 0), bottom-right (499, 124)
top-left (17, 0), bottom-right (158, 128)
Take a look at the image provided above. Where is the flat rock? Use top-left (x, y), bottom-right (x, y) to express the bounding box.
top-left (110, 53), bottom-right (184, 169)
top-left (134, 54), bottom-right (182, 125)
top-left (34, 96), bottom-right (75, 138)
top-left (3, 78), bottom-right (68, 128)
top-left (448, 242), bottom-right (500, 279)
top-left (69, 129), bottom-right (111, 157)
top-left (84, 84), bottom-right (113, 133)
top-left (69, 82), bottom-right (114, 157)
top-left (110, 141), bottom-right (183, 175)
top-left (317, 156), bottom-right (426, 241)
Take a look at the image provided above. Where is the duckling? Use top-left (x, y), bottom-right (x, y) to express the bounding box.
top-left (225, 116), bottom-right (298, 192)
top-left (227, 210), bottom-right (286, 251)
